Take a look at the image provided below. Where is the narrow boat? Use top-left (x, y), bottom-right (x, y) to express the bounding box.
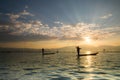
top-left (42, 52), bottom-right (55, 55)
top-left (78, 52), bottom-right (99, 56)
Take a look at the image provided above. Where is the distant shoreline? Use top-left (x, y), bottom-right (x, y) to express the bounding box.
top-left (0, 47), bottom-right (120, 53)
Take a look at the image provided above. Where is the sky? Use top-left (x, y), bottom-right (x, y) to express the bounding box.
top-left (0, 0), bottom-right (120, 48)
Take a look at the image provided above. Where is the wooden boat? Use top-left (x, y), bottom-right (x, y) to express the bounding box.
top-left (42, 52), bottom-right (55, 55)
top-left (78, 52), bottom-right (99, 56)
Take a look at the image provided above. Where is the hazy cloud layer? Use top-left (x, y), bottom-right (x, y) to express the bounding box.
top-left (100, 14), bottom-right (112, 19)
top-left (0, 11), bottom-right (119, 42)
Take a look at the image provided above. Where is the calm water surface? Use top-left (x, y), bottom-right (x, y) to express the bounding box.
top-left (0, 51), bottom-right (120, 80)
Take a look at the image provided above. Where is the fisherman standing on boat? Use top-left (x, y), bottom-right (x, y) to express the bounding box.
top-left (76, 46), bottom-right (81, 56)
top-left (42, 48), bottom-right (44, 55)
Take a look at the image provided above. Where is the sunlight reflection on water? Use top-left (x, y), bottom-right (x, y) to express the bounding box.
top-left (86, 51), bottom-right (91, 54)
top-left (0, 51), bottom-right (120, 80)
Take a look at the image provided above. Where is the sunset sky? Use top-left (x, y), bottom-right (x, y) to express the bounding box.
top-left (0, 0), bottom-right (120, 48)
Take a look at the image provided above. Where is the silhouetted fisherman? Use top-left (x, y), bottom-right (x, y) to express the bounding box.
top-left (56, 50), bottom-right (59, 53)
top-left (42, 48), bottom-right (44, 55)
top-left (103, 49), bottom-right (106, 53)
top-left (76, 46), bottom-right (81, 56)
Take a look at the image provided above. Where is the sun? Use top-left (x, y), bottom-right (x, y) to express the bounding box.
top-left (84, 36), bottom-right (91, 44)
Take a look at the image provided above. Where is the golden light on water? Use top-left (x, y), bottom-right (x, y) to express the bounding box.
top-left (86, 51), bottom-right (91, 54)
top-left (84, 51), bottom-right (93, 68)
top-left (85, 57), bottom-right (92, 67)
top-left (84, 51), bottom-right (95, 79)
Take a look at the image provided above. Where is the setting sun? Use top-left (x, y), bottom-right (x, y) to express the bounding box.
top-left (84, 37), bottom-right (92, 44)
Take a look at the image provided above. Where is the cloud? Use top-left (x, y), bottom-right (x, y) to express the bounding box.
top-left (0, 10), bottom-right (119, 42)
top-left (19, 10), bottom-right (34, 16)
top-left (54, 21), bottom-right (63, 24)
top-left (25, 5), bottom-right (29, 9)
top-left (0, 31), bottom-right (56, 42)
top-left (6, 10), bottom-right (34, 22)
top-left (51, 23), bottom-right (118, 40)
top-left (6, 14), bottom-right (20, 22)
top-left (100, 14), bottom-right (112, 19)
top-left (1, 20), bottom-right (117, 42)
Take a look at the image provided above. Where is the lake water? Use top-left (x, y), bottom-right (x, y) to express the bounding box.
top-left (0, 51), bottom-right (120, 80)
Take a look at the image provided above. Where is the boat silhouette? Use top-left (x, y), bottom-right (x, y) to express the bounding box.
top-left (78, 52), bottom-right (99, 56)
top-left (42, 52), bottom-right (55, 55)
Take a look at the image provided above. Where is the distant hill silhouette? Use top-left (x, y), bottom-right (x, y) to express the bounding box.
top-left (0, 47), bottom-right (41, 53)
top-left (57, 45), bottom-right (120, 52)
top-left (0, 47), bottom-right (56, 53)
top-left (0, 45), bottom-right (120, 53)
